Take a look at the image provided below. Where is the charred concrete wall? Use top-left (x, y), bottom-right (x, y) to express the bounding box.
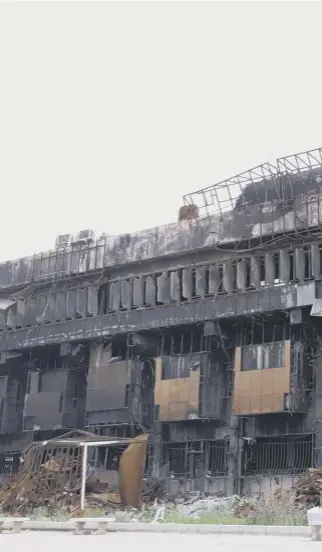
top-left (1, 157), bottom-right (322, 494)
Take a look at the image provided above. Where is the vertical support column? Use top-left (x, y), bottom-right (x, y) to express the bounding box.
top-left (237, 260), bottom-right (246, 291)
top-left (295, 248), bottom-right (305, 282)
top-left (265, 254), bottom-right (275, 286)
top-left (223, 261), bottom-right (233, 293)
top-left (157, 272), bottom-right (171, 304)
top-left (311, 244), bottom-right (320, 278)
top-left (133, 276), bottom-right (144, 308)
top-left (196, 267), bottom-right (206, 297)
top-left (170, 271), bottom-right (181, 303)
top-left (279, 250), bottom-right (290, 283)
top-left (251, 257), bottom-right (260, 288)
top-left (209, 265), bottom-right (219, 295)
top-left (182, 269), bottom-right (192, 300)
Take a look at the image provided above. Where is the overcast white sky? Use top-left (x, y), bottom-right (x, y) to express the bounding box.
top-left (0, 1), bottom-right (322, 261)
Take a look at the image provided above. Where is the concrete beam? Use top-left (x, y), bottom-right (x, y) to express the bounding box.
top-left (0, 281), bottom-right (317, 351)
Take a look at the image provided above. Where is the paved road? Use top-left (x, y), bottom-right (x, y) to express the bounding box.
top-left (2, 532), bottom-right (319, 552)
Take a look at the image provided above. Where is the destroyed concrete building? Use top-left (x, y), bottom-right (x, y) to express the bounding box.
top-left (0, 147), bottom-right (322, 497)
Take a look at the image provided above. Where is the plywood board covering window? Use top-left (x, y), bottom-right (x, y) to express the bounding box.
top-left (154, 357), bottom-right (200, 420)
top-left (233, 341), bottom-right (291, 415)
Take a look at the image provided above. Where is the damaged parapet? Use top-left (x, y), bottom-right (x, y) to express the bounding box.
top-left (1, 148), bottom-right (322, 291)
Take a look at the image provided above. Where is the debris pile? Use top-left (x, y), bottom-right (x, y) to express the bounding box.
top-left (0, 430), bottom-right (149, 515)
top-left (288, 468), bottom-right (322, 509)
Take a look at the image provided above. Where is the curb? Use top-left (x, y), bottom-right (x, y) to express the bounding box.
top-left (0, 521), bottom-right (312, 536)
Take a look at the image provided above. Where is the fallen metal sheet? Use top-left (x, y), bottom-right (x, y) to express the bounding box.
top-left (119, 433), bottom-right (149, 508)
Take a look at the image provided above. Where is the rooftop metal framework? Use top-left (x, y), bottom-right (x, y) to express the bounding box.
top-left (183, 147), bottom-right (322, 219)
top-left (183, 163), bottom-right (278, 218)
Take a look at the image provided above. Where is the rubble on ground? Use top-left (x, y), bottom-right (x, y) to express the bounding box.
top-left (0, 431), bottom-right (149, 515)
top-left (283, 468), bottom-right (322, 509)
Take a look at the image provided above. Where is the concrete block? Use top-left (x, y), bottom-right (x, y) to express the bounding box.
top-left (145, 276), bottom-right (155, 306)
top-left (266, 525), bottom-right (292, 535)
top-left (170, 270), bottom-right (181, 302)
top-left (265, 254), bottom-right (275, 286)
top-left (87, 286), bottom-right (98, 316)
top-left (87, 245), bottom-right (96, 271)
top-left (223, 261), bottom-right (233, 292)
top-left (182, 268), bottom-right (192, 300)
top-left (121, 280), bottom-right (132, 310)
top-left (209, 265), bottom-right (219, 295)
top-left (70, 247), bottom-right (80, 273)
top-left (237, 260), bottom-right (246, 291)
top-left (157, 272), bottom-right (171, 304)
top-left (39, 255), bottom-right (50, 280)
top-left (251, 256), bottom-right (261, 288)
top-left (290, 526), bottom-right (310, 535)
top-left (196, 267), bottom-right (206, 297)
top-left (108, 281), bottom-right (121, 312)
top-left (6, 304), bottom-right (17, 328)
top-left (279, 250), bottom-right (290, 283)
top-left (76, 288), bottom-right (86, 317)
top-left (133, 277), bottom-right (144, 307)
top-left (16, 258), bottom-right (31, 285)
top-left (95, 237), bottom-right (106, 270)
top-left (219, 524), bottom-right (243, 534)
top-left (55, 292), bottom-right (66, 320)
top-left (295, 248), bottom-right (305, 281)
top-left (0, 309), bottom-right (7, 330)
top-left (62, 248), bottom-right (72, 275)
top-left (48, 252), bottom-right (57, 276)
top-left (79, 246), bottom-right (88, 273)
top-left (241, 525), bottom-right (267, 534)
top-left (66, 289), bottom-right (78, 319)
top-left (311, 244), bottom-right (320, 277)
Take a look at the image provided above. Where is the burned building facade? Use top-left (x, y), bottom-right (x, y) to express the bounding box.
top-left (0, 148), bottom-right (322, 496)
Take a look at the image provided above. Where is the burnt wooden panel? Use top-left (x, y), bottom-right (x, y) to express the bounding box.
top-left (233, 341), bottom-right (291, 415)
top-left (154, 356), bottom-right (200, 421)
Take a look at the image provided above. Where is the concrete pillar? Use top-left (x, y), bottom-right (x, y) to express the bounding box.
top-left (265, 254), bottom-right (275, 286)
top-left (279, 250), bottom-right (290, 283)
top-left (121, 280), bottom-right (132, 310)
top-left (196, 267), bottom-right (206, 297)
top-left (145, 276), bottom-right (156, 306)
top-left (209, 266), bottom-right (219, 295)
top-left (251, 257), bottom-right (260, 288)
top-left (108, 281), bottom-right (121, 312)
top-left (87, 286), bottom-right (98, 316)
top-left (223, 262), bottom-right (233, 293)
top-left (170, 271), bottom-right (181, 303)
top-left (157, 272), bottom-right (171, 304)
top-left (182, 269), bottom-right (192, 300)
top-left (133, 277), bottom-right (144, 307)
top-left (295, 248), bottom-right (305, 281)
top-left (237, 260), bottom-right (246, 291)
top-left (311, 244), bottom-right (320, 278)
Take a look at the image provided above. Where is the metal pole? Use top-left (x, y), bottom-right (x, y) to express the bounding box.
top-left (80, 443), bottom-right (88, 511)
